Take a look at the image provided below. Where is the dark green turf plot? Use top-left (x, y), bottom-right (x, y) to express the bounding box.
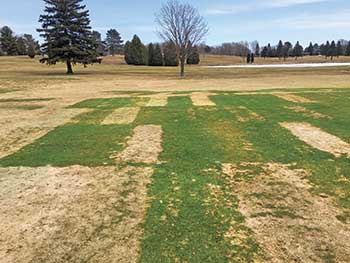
top-left (0, 123), bottom-right (132, 167)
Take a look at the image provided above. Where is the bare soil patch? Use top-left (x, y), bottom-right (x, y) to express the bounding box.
top-left (274, 93), bottom-right (316, 103)
top-left (285, 106), bottom-right (331, 119)
top-left (102, 107), bottom-right (140, 125)
top-left (222, 162), bottom-right (350, 262)
top-left (190, 92), bottom-right (216, 106)
top-left (0, 165), bottom-right (153, 263)
top-left (116, 125), bottom-right (163, 164)
top-left (280, 122), bottom-right (350, 158)
top-left (0, 108), bottom-right (90, 159)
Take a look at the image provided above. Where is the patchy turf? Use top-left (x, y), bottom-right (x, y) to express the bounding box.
top-left (71, 97), bottom-right (148, 109)
top-left (1, 89), bottom-right (350, 262)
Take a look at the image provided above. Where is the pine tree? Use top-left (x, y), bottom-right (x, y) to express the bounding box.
top-left (346, 42), bottom-right (350, 56)
top-left (38, 0), bottom-right (98, 74)
top-left (306, 42), bottom-right (314, 56)
top-left (148, 43), bottom-right (155, 65)
top-left (130, 35), bottom-right (147, 65)
top-left (187, 46), bottom-right (200, 64)
top-left (329, 41), bottom-right (337, 60)
top-left (148, 44), bottom-right (163, 66)
top-left (23, 34), bottom-right (40, 55)
top-left (0, 26), bottom-right (18, 55)
top-left (293, 41), bottom-right (303, 60)
top-left (261, 46), bottom-right (268, 59)
top-left (16, 37), bottom-right (27, 55)
top-left (336, 41), bottom-right (343, 57)
top-left (124, 41), bottom-right (133, 64)
top-left (92, 31), bottom-right (105, 56)
top-left (255, 43), bottom-right (260, 57)
top-left (276, 40), bottom-right (283, 59)
top-left (324, 41), bottom-right (330, 58)
top-left (163, 41), bottom-right (178, 66)
top-left (124, 35), bottom-right (147, 65)
top-left (283, 42), bottom-right (292, 61)
top-left (267, 43), bottom-right (272, 57)
top-left (105, 29), bottom-right (123, 56)
top-left (27, 45), bottom-right (36, 58)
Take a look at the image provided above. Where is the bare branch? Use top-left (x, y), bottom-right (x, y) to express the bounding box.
top-left (155, 0), bottom-right (208, 78)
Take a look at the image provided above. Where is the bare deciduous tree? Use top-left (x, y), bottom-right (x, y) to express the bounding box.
top-left (156, 0), bottom-right (208, 78)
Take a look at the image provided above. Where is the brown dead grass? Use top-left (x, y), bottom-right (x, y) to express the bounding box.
top-left (274, 93), bottom-right (316, 103)
top-left (225, 106), bottom-right (265, 123)
top-left (280, 122), bottom-right (350, 158)
top-left (0, 165), bottom-right (153, 263)
top-left (0, 108), bottom-right (91, 159)
top-left (222, 162), bottom-right (350, 262)
top-left (102, 107), bottom-right (140, 125)
top-left (190, 92), bottom-right (216, 106)
top-left (145, 95), bottom-right (168, 107)
top-left (116, 125), bottom-right (163, 164)
top-left (285, 106), bottom-right (331, 119)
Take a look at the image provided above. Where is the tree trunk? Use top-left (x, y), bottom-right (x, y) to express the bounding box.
top-left (66, 60), bottom-right (73, 74)
top-left (180, 57), bottom-right (185, 79)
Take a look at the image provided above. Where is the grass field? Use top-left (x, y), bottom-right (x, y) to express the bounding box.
top-left (0, 56), bottom-right (350, 262)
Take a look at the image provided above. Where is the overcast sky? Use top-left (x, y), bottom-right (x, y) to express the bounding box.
top-left (0, 0), bottom-right (348, 46)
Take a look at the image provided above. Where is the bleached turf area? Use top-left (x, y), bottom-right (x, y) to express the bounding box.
top-left (207, 62), bottom-right (350, 68)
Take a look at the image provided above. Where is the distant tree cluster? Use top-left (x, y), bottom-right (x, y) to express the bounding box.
top-left (199, 39), bottom-right (350, 61)
top-left (199, 42), bottom-right (250, 58)
top-left (0, 26), bottom-right (40, 58)
top-left (124, 35), bottom-right (200, 67)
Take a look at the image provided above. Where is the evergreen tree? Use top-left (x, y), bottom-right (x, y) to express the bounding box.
top-left (148, 43), bottom-right (163, 66)
top-left (267, 43), bottom-right (272, 57)
top-left (124, 35), bottom-right (147, 65)
top-left (38, 0), bottom-right (98, 74)
top-left (92, 31), bottom-right (105, 56)
top-left (148, 43), bottom-right (155, 66)
top-left (346, 42), bottom-right (350, 56)
top-left (105, 29), bottom-right (123, 56)
top-left (0, 26), bottom-right (18, 55)
top-left (329, 41), bottom-right (337, 60)
top-left (293, 41), bottom-right (303, 60)
top-left (187, 46), bottom-right (200, 64)
top-left (306, 42), bottom-right (314, 56)
top-left (261, 46), bottom-right (268, 59)
top-left (130, 35), bottom-right (147, 65)
top-left (255, 43), bottom-right (260, 57)
top-left (312, 43), bottom-right (320, 55)
top-left (336, 41), bottom-right (343, 57)
top-left (23, 34), bottom-right (40, 55)
top-left (16, 37), bottom-right (27, 55)
top-left (283, 42), bottom-right (292, 61)
top-left (324, 41), bottom-right (331, 58)
top-left (163, 41), bottom-right (178, 66)
top-left (124, 41), bottom-right (133, 64)
top-left (276, 40), bottom-right (283, 59)
top-left (27, 44), bottom-right (36, 58)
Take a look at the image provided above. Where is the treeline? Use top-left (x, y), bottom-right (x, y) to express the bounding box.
top-left (0, 26), bottom-right (40, 58)
top-left (124, 35), bottom-right (200, 66)
top-left (199, 39), bottom-right (350, 60)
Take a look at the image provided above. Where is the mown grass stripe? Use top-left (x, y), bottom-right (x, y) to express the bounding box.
top-left (138, 97), bottom-right (260, 263)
